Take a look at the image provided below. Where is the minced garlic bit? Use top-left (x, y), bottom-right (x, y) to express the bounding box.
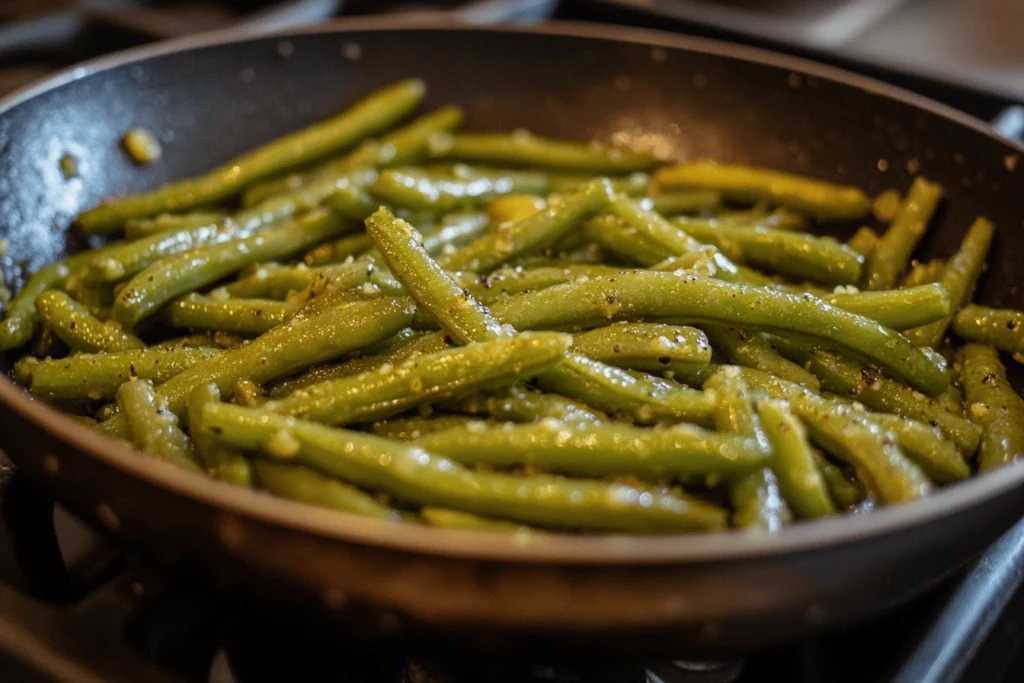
top-left (266, 429), bottom-right (301, 458)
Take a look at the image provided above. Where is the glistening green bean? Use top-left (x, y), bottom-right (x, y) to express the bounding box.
top-left (952, 305), bottom-right (1024, 354)
top-left (958, 344), bottom-right (1024, 472)
top-left (117, 379), bottom-right (201, 472)
top-left (187, 384), bottom-right (253, 486)
top-left (163, 295), bottom-right (296, 335)
top-left (35, 290), bottom-right (144, 352)
top-left (865, 177), bottom-right (944, 290)
top-left (569, 322), bottom-right (711, 374)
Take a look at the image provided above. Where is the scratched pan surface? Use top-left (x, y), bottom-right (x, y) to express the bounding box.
top-left (1, 19), bottom-right (1024, 655)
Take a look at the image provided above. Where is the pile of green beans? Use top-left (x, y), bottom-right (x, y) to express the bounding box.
top-left (4, 78), bottom-right (1023, 536)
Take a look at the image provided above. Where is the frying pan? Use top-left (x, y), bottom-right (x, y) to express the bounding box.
top-left (2, 18), bottom-right (1024, 656)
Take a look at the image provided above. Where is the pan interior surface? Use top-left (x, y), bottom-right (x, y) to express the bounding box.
top-left (1, 20), bottom-right (1023, 566)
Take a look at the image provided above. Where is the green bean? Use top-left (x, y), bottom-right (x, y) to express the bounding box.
top-left (77, 79), bottom-right (426, 234)
top-left (646, 190), bottom-right (722, 216)
top-left (369, 165), bottom-right (550, 212)
top-left (252, 460), bottom-right (400, 519)
top-left (113, 207), bottom-right (350, 328)
top-left (570, 322), bottom-right (711, 374)
top-left (447, 386), bottom-right (605, 425)
top-left (263, 332), bottom-right (572, 426)
top-left (223, 264), bottom-right (323, 300)
top-left (906, 217), bottom-right (994, 347)
top-left (952, 305), bottom-right (1024, 355)
top-left (85, 223), bottom-right (240, 284)
top-left (186, 384), bottom-right (253, 486)
top-left (35, 290), bottom-right (144, 352)
top-left (865, 177), bottom-right (944, 290)
top-left (670, 220), bottom-right (864, 285)
top-left (902, 259), bottom-right (946, 288)
top-left (820, 284), bottom-right (951, 331)
top-left (417, 419), bottom-right (768, 480)
top-left (163, 294), bottom-right (295, 335)
top-left (198, 403), bottom-right (727, 533)
top-left (487, 194), bottom-right (546, 225)
top-left (370, 415), bottom-right (495, 441)
top-left (420, 508), bottom-right (530, 533)
top-left (958, 344), bottom-right (1024, 471)
top-left (62, 270), bottom-right (115, 312)
top-left (757, 399), bottom-right (836, 519)
top-left (0, 263), bottom-right (69, 351)
top-left (232, 379), bottom-right (267, 408)
top-left (581, 215), bottom-right (674, 266)
top-left (152, 330), bottom-right (248, 350)
top-left (805, 350), bottom-right (981, 455)
top-left (461, 265), bottom-right (633, 304)
top-left (117, 379), bottom-right (201, 471)
top-left (702, 324), bottom-right (820, 390)
top-left (705, 370), bottom-right (789, 531)
top-left (548, 171), bottom-right (650, 195)
top-left (25, 347), bottom-right (219, 400)
top-left (436, 179), bottom-right (614, 273)
top-left (652, 162), bottom-right (872, 221)
top-left (243, 106), bottom-right (464, 207)
top-left (847, 227), bottom-right (878, 258)
top-left (487, 271), bottom-right (948, 395)
top-left (304, 233), bottom-right (374, 266)
top-left (813, 452), bottom-right (866, 508)
top-left (125, 211), bottom-right (226, 240)
top-left (428, 130), bottom-right (657, 173)
top-left (736, 368), bottom-right (967, 484)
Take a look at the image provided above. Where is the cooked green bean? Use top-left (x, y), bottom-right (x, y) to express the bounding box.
top-left (907, 217), bottom-right (994, 347)
top-left (242, 106), bottom-right (464, 207)
top-left (952, 305), bottom-right (1024, 354)
top-left (487, 194), bottom-right (546, 225)
top-left (582, 214), bottom-right (674, 266)
top-left (436, 179), bottom-right (614, 273)
top-left (958, 344), bottom-right (1024, 471)
top-left (706, 370), bottom-right (789, 531)
top-left (252, 460), bottom-right (399, 519)
top-left (570, 321), bottom-right (711, 372)
top-left (488, 271), bottom-right (948, 395)
top-left (428, 130), bottom-right (657, 173)
top-left (847, 226), bottom-right (878, 257)
top-left (414, 420), bottom-right (769, 479)
top-left (77, 79), bottom-right (425, 233)
top-left (865, 177), bottom-right (944, 290)
top-left (370, 415), bottom-right (496, 441)
top-left (758, 399), bottom-right (836, 519)
top-left (263, 332), bottom-right (572, 426)
top-left (113, 207), bottom-right (350, 328)
top-left (902, 258), bottom-right (946, 288)
top-left (125, 211), bottom-right (226, 240)
top-left (24, 346), bottom-right (219, 400)
top-left (646, 190), bottom-right (722, 216)
top-left (186, 384), bottom-right (253, 486)
top-left (652, 162), bottom-right (872, 221)
top-left (670, 219), bottom-right (864, 285)
top-left (447, 386), bottom-right (605, 425)
top-left (0, 263), bottom-right (70, 351)
top-left (819, 284), bottom-right (951, 331)
top-left (702, 324), bottom-right (820, 389)
top-left (369, 165), bottom-right (550, 212)
top-left (35, 290), bottom-right (144, 352)
top-left (223, 264), bottom-right (324, 300)
top-left (117, 379), bottom-right (201, 471)
top-left (420, 507), bottom-right (530, 532)
top-left (461, 265), bottom-right (631, 304)
top-left (304, 232), bottom-right (374, 266)
top-left (163, 295), bottom-right (295, 335)
top-left (813, 452), bottom-right (866, 508)
top-left (805, 350), bottom-right (981, 455)
top-left (198, 403), bottom-right (728, 533)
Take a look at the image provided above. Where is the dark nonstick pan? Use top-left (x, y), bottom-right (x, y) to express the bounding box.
top-left (2, 19), bottom-right (1024, 656)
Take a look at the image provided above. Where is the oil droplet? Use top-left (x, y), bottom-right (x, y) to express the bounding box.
top-left (877, 159), bottom-right (889, 172)
top-left (906, 157), bottom-right (920, 174)
top-left (1004, 154), bottom-right (1019, 172)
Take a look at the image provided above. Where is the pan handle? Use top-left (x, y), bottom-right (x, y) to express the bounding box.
top-left (992, 105), bottom-right (1024, 143)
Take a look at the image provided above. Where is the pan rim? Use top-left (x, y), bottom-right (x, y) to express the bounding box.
top-left (2, 17), bottom-right (1024, 566)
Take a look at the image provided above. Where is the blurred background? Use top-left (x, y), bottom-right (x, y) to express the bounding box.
top-left (1, 0), bottom-right (1022, 126)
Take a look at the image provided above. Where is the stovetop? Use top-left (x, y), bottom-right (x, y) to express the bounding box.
top-left (3, 2), bottom-right (1024, 682)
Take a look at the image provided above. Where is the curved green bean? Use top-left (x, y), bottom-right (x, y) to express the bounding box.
top-left (125, 211), bottom-right (226, 240)
top-left (865, 177), bottom-right (944, 290)
top-left (646, 190), bottom-right (722, 216)
top-left (428, 130), bottom-right (657, 173)
top-left (758, 399), bottom-right (836, 519)
top-left (702, 324), bottom-right (820, 389)
top-left (820, 284), bottom-right (951, 331)
top-left (370, 166), bottom-right (550, 212)
top-left (186, 384), bottom-right (253, 486)
top-left (198, 402), bottom-right (728, 533)
top-left (117, 379), bottom-right (201, 471)
top-left (370, 415), bottom-right (495, 441)
top-left (163, 295), bottom-right (295, 335)
top-left (0, 263), bottom-right (69, 351)
top-left (652, 162), bottom-right (871, 221)
top-left (35, 290), bottom-right (144, 352)
top-left (77, 79), bottom-right (425, 233)
top-left (253, 460), bottom-right (399, 519)
top-left (420, 507), bottom-right (530, 533)
top-left (414, 420), bottom-right (769, 479)
top-left (958, 344), bottom-right (1024, 471)
top-left (447, 386), bottom-right (605, 425)
top-left (581, 214), bottom-right (675, 266)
